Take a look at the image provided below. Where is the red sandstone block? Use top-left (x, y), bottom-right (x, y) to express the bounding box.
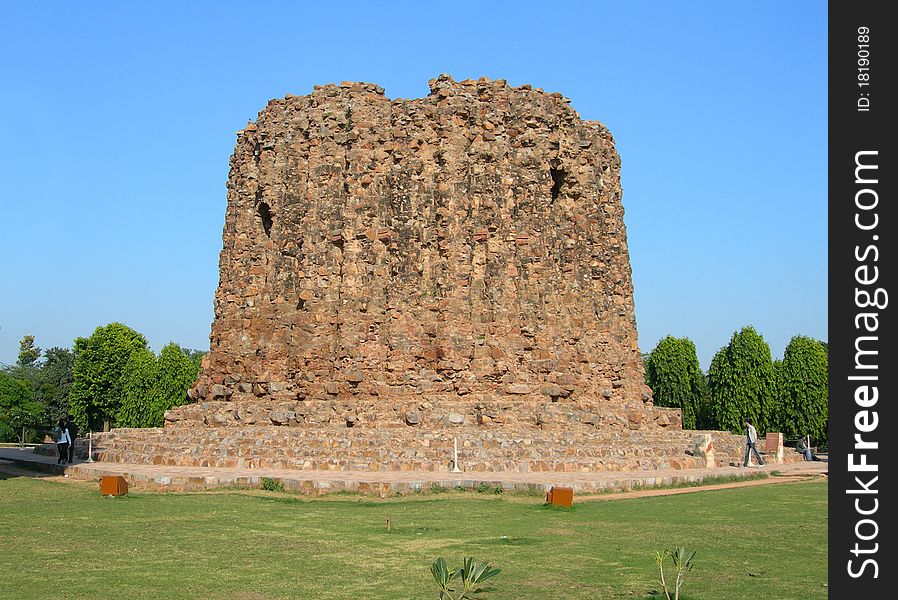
top-left (546, 486), bottom-right (573, 507)
top-left (100, 476), bottom-right (128, 496)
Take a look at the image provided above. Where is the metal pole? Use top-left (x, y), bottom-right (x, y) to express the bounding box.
top-left (452, 437), bottom-right (462, 473)
top-left (87, 431), bottom-right (94, 462)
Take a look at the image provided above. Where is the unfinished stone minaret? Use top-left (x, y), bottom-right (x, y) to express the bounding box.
top-left (174, 75), bottom-right (666, 432)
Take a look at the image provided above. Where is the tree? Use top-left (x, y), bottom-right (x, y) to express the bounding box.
top-left (776, 336), bottom-right (828, 441)
top-left (5, 335), bottom-right (42, 389)
top-left (117, 343), bottom-right (201, 428)
top-left (17, 335), bottom-right (41, 369)
top-left (36, 347), bottom-right (75, 423)
top-left (644, 336), bottom-right (708, 429)
top-left (769, 358), bottom-right (783, 431)
top-left (153, 343), bottom-right (200, 423)
top-left (69, 323), bottom-right (148, 432)
top-left (707, 326), bottom-right (775, 433)
top-left (116, 348), bottom-right (158, 428)
top-left (0, 372), bottom-right (43, 443)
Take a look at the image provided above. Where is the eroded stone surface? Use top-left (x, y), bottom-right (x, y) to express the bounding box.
top-left (179, 75), bottom-right (651, 425)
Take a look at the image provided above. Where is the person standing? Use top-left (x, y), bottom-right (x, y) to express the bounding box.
top-left (55, 418), bottom-right (71, 464)
top-left (65, 415), bottom-right (79, 463)
top-left (743, 419), bottom-right (764, 467)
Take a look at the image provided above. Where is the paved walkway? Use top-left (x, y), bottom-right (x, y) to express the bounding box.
top-left (0, 446), bottom-right (827, 496)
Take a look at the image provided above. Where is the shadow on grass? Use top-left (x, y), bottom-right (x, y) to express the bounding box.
top-left (0, 461), bottom-right (63, 482)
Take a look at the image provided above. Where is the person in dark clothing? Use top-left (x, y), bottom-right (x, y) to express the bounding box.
top-left (66, 415), bottom-right (79, 463)
top-left (796, 436), bottom-right (822, 461)
top-left (55, 418), bottom-right (71, 464)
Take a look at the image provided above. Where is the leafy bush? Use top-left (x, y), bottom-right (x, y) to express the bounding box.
top-left (260, 477), bottom-right (285, 492)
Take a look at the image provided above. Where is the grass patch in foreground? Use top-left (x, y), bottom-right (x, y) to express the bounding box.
top-left (0, 472), bottom-right (826, 599)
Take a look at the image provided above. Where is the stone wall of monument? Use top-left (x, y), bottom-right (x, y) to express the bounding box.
top-left (181, 75), bottom-right (653, 428)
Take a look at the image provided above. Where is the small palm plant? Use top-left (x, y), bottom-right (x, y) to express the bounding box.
top-left (431, 556), bottom-right (500, 599)
top-left (458, 556), bottom-right (501, 597)
top-left (655, 546), bottom-right (696, 600)
top-left (431, 557), bottom-right (456, 600)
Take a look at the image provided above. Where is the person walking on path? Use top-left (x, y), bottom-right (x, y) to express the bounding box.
top-left (65, 415), bottom-right (79, 463)
top-left (743, 419), bottom-right (764, 467)
top-left (54, 418), bottom-right (71, 464)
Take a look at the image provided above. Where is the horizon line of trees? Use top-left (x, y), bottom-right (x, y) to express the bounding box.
top-left (644, 326), bottom-right (828, 442)
top-left (0, 324), bottom-right (204, 443)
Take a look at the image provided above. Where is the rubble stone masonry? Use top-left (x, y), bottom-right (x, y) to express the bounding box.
top-left (174, 75), bottom-right (662, 434)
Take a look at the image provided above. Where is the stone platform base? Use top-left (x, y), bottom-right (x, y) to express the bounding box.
top-left (81, 423), bottom-right (802, 475)
top-left (37, 422), bottom-right (802, 477)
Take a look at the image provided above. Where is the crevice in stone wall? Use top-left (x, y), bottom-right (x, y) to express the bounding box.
top-left (258, 202), bottom-right (273, 237)
top-left (550, 167), bottom-right (566, 200)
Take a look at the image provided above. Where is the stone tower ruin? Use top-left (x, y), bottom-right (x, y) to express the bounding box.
top-left (99, 77), bottom-right (723, 474)
top-left (181, 74), bottom-right (659, 428)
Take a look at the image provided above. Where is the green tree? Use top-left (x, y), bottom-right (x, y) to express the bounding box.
top-left (707, 326), bottom-right (775, 434)
top-left (17, 335), bottom-right (42, 369)
top-left (153, 343), bottom-right (200, 423)
top-left (69, 323), bottom-right (148, 432)
top-left (776, 336), bottom-right (828, 441)
top-left (644, 336), bottom-right (708, 429)
top-left (769, 358), bottom-right (783, 431)
top-left (35, 347), bottom-right (74, 423)
top-left (5, 335), bottom-right (42, 389)
top-left (0, 372), bottom-right (43, 443)
top-left (117, 343), bottom-right (201, 428)
top-left (116, 348), bottom-right (158, 428)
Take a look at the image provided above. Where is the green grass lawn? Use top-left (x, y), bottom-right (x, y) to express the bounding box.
top-left (0, 471), bottom-right (826, 599)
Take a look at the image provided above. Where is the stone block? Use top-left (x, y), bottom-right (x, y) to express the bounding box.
top-left (764, 432), bottom-right (784, 463)
top-left (100, 475), bottom-right (128, 496)
top-left (546, 486), bottom-right (573, 507)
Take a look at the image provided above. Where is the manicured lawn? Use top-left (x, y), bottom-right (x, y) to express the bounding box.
top-left (0, 471), bottom-right (826, 599)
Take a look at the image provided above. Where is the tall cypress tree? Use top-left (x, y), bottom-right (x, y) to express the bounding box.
top-left (776, 336), bottom-right (828, 441)
top-left (707, 326), bottom-right (775, 433)
top-left (116, 348), bottom-right (159, 428)
top-left (117, 343), bottom-right (201, 428)
top-left (644, 336), bottom-right (707, 430)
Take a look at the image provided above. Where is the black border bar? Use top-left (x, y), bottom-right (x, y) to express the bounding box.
top-left (829, 1), bottom-right (895, 595)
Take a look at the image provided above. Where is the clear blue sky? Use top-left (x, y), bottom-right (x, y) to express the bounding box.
top-left (0, 1), bottom-right (827, 369)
